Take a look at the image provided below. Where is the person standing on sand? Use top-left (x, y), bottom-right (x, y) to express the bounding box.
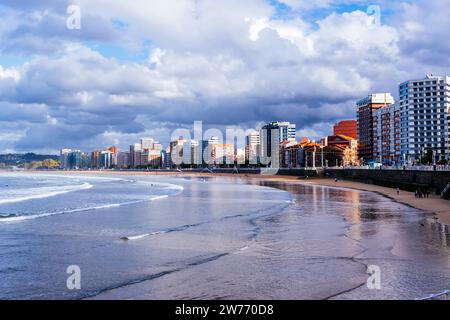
top-left (397, 188), bottom-right (400, 196)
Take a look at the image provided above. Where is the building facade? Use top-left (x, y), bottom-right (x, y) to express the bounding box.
top-left (326, 134), bottom-right (359, 166)
top-left (357, 93), bottom-right (395, 163)
top-left (117, 152), bottom-right (130, 168)
top-left (373, 103), bottom-right (401, 165)
top-left (130, 143), bottom-right (142, 168)
top-left (333, 120), bottom-right (358, 140)
top-left (245, 131), bottom-right (260, 165)
top-left (260, 123), bottom-right (281, 167)
top-left (60, 149), bottom-right (72, 169)
top-left (399, 74), bottom-right (450, 164)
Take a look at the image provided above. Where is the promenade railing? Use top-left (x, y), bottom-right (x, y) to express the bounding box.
top-left (418, 290), bottom-right (450, 300)
top-left (327, 165), bottom-right (450, 171)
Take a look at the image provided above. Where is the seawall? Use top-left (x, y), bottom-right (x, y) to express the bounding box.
top-left (325, 168), bottom-right (450, 197)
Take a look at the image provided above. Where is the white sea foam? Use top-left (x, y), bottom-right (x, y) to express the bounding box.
top-left (120, 231), bottom-right (168, 241)
top-left (0, 185), bottom-right (182, 223)
top-left (0, 203), bottom-right (120, 223)
top-left (0, 174), bottom-right (184, 223)
top-left (0, 182), bottom-right (93, 205)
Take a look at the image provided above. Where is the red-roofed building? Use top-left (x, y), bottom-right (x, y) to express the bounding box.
top-left (325, 134), bottom-right (359, 166)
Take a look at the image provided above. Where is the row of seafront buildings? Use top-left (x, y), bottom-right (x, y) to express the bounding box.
top-left (59, 120), bottom-right (358, 170)
top-left (60, 139), bottom-right (165, 170)
top-left (280, 74), bottom-right (450, 167)
top-left (358, 74), bottom-right (450, 165)
top-left (60, 74), bottom-right (450, 170)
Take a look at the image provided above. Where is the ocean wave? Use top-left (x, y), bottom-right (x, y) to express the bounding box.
top-left (0, 188), bottom-right (181, 223)
top-left (0, 182), bottom-right (93, 205)
top-left (0, 174), bottom-right (184, 223)
top-left (120, 231), bottom-right (168, 241)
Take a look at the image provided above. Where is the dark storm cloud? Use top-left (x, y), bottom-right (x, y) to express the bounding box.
top-left (0, 102), bottom-right (48, 123)
top-left (0, 0), bottom-right (449, 153)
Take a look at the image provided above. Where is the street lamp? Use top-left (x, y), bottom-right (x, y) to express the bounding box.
top-left (312, 146), bottom-right (316, 170)
top-left (320, 146), bottom-right (324, 168)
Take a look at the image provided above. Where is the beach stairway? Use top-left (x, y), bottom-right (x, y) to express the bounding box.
top-left (441, 181), bottom-right (450, 199)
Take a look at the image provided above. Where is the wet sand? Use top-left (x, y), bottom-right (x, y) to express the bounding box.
top-left (296, 179), bottom-right (450, 225)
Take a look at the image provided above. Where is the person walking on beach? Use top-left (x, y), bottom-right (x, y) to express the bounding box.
top-left (396, 188), bottom-right (400, 196)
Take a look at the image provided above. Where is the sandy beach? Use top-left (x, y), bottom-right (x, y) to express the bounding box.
top-left (43, 170), bottom-right (450, 225)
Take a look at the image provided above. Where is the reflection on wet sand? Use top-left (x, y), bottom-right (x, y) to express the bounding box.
top-left (251, 180), bottom-right (450, 299)
top-left (425, 219), bottom-right (450, 248)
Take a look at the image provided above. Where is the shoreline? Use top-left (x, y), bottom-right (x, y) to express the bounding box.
top-left (5, 169), bottom-right (450, 225)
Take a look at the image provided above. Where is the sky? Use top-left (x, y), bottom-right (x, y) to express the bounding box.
top-left (0, 0), bottom-right (450, 154)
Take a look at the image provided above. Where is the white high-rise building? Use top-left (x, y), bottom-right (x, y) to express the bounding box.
top-left (245, 131), bottom-right (260, 164)
top-left (140, 138), bottom-right (155, 150)
top-left (130, 143), bottom-right (142, 168)
top-left (270, 121), bottom-right (296, 142)
top-left (182, 140), bottom-right (193, 166)
top-left (60, 149), bottom-right (72, 169)
top-left (399, 74), bottom-right (450, 164)
top-left (191, 140), bottom-right (201, 165)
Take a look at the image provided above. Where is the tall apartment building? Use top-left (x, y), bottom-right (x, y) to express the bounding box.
top-left (117, 152), bottom-right (130, 168)
top-left (182, 140), bottom-right (200, 166)
top-left (60, 149), bottom-right (72, 169)
top-left (60, 149), bottom-right (89, 169)
top-left (141, 149), bottom-right (162, 168)
top-left (207, 136), bottom-right (220, 164)
top-left (99, 150), bottom-right (114, 168)
top-left (196, 140), bottom-right (210, 165)
top-left (260, 122), bottom-right (295, 167)
top-left (215, 144), bottom-right (234, 164)
top-left (140, 138), bottom-right (155, 150)
top-left (245, 131), bottom-right (260, 164)
top-left (107, 146), bottom-right (118, 166)
top-left (356, 93), bottom-right (395, 163)
top-left (130, 143), bottom-right (142, 167)
top-left (260, 123), bottom-right (279, 167)
top-left (91, 150), bottom-right (101, 169)
top-left (169, 136), bottom-right (185, 167)
top-left (399, 74), bottom-right (450, 164)
top-left (191, 140), bottom-right (201, 165)
top-left (270, 121), bottom-right (296, 142)
top-left (373, 103), bottom-right (401, 164)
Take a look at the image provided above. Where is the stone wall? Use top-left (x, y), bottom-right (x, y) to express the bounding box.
top-left (325, 168), bottom-right (450, 196)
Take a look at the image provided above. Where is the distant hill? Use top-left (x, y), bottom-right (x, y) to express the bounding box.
top-left (0, 153), bottom-right (59, 165)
